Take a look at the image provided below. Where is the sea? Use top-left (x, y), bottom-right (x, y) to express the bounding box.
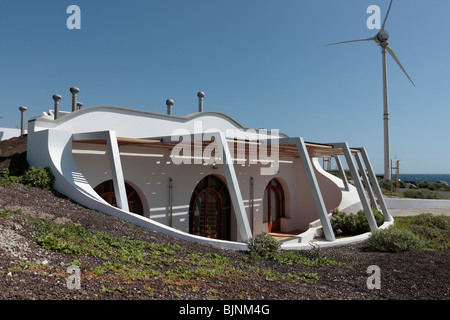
top-left (395, 174), bottom-right (450, 185)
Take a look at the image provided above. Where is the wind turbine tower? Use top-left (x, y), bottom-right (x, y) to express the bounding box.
top-left (327, 0), bottom-right (415, 180)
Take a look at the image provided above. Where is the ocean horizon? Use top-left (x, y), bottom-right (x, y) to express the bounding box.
top-left (390, 173), bottom-right (450, 184)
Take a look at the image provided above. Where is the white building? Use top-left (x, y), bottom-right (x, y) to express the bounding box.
top-left (25, 92), bottom-right (393, 250)
top-left (0, 128), bottom-right (22, 141)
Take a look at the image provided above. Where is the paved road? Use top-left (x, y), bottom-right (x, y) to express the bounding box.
top-left (389, 208), bottom-right (450, 217)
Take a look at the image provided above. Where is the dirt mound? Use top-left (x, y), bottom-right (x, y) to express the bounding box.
top-left (0, 135), bottom-right (28, 176)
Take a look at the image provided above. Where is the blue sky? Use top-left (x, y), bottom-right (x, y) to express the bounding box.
top-left (0, 0), bottom-right (449, 174)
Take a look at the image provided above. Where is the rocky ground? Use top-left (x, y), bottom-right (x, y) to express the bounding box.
top-left (0, 136), bottom-right (448, 314)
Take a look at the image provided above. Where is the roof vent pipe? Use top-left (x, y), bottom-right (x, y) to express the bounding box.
top-left (166, 99), bottom-right (174, 115)
top-left (19, 106), bottom-right (27, 136)
top-left (52, 95), bottom-right (62, 120)
top-left (70, 87), bottom-right (80, 112)
top-left (197, 91), bottom-right (205, 112)
top-left (77, 102), bottom-right (83, 110)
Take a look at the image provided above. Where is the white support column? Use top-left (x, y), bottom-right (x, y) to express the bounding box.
top-left (217, 132), bottom-right (252, 241)
top-left (357, 147), bottom-right (393, 222)
top-left (354, 152), bottom-right (378, 210)
top-left (73, 131), bottom-right (129, 212)
top-left (105, 130), bottom-right (129, 212)
top-left (332, 143), bottom-right (378, 231)
top-left (281, 137), bottom-right (335, 241)
top-left (333, 155), bottom-right (349, 191)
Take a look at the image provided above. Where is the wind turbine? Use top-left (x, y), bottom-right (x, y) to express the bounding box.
top-left (326, 0), bottom-right (415, 180)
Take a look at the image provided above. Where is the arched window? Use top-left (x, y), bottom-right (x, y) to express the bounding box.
top-left (94, 180), bottom-right (144, 216)
top-left (189, 175), bottom-right (231, 240)
top-left (263, 178), bottom-right (285, 232)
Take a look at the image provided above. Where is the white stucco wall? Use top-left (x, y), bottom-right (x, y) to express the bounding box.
top-left (72, 140), bottom-right (352, 239)
top-left (72, 141), bottom-right (312, 241)
top-left (0, 128), bottom-right (22, 141)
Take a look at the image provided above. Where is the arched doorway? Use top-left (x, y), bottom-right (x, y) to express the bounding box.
top-left (189, 175), bottom-right (231, 240)
top-left (263, 178), bottom-right (285, 233)
top-left (94, 180), bottom-right (144, 216)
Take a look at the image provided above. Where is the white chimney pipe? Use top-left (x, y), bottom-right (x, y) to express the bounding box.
top-left (166, 99), bottom-right (174, 115)
top-left (70, 87), bottom-right (80, 112)
top-left (197, 91), bottom-right (205, 112)
top-left (52, 95), bottom-right (62, 120)
top-left (19, 106), bottom-right (27, 135)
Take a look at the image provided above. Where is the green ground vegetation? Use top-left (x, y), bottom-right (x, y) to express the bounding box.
top-left (379, 179), bottom-right (449, 199)
top-left (0, 215), bottom-right (352, 298)
top-left (328, 169), bottom-right (449, 199)
top-left (365, 213), bottom-right (450, 252)
top-left (331, 209), bottom-right (384, 237)
top-left (1, 167), bottom-right (54, 190)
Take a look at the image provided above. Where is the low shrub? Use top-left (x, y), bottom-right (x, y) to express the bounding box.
top-left (246, 232), bottom-right (281, 260)
top-left (21, 166), bottom-right (55, 190)
top-left (331, 209), bottom-right (384, 237)
top-left (395, 213), bottom-right (450, 230)
top-left (246, 233), bottom-right (346, 267)
top-left (402, 189), bottom-right (447, 200)
top-left (410, 180), bottom-right (450, 192)
top-left (365, 214), bottom-right (450, 252)
top-left (0, 168), bottom-right (22, 185)
top-left (1, 166), bottom-right (55, 190)
top-left (417, 180), bottom-right (436, 190)
top-left (378, 179), bottom-right (395, 192)
top-left (435, 182), bottom-right (450, 191)
top-left (365, 226), bottom-right (426, 253)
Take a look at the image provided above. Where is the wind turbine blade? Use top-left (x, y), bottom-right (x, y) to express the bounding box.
top-left (325, 37), bottom-right (376, 46)
top-left (381, 0), bottom-right (394, 31)
top-left (385, 45), bottom-right (416, 87)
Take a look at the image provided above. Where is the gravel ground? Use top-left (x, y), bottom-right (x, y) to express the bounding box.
top-left (0, 136), bottom-right (449, 311)
top-left (1, 183), bottom-right (448, 300)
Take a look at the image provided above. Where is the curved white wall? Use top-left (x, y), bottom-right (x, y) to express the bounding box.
top-left (33, 106), bottom-right (283, 141)
top-left (312, 158), bottom-right (362, 214)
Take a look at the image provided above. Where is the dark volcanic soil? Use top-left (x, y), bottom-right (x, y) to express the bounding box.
top-left (0, 136), bottom-right (449, 306)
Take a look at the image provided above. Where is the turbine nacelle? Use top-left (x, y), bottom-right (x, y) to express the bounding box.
top-left (376, 29), bottom-right (389, 43)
